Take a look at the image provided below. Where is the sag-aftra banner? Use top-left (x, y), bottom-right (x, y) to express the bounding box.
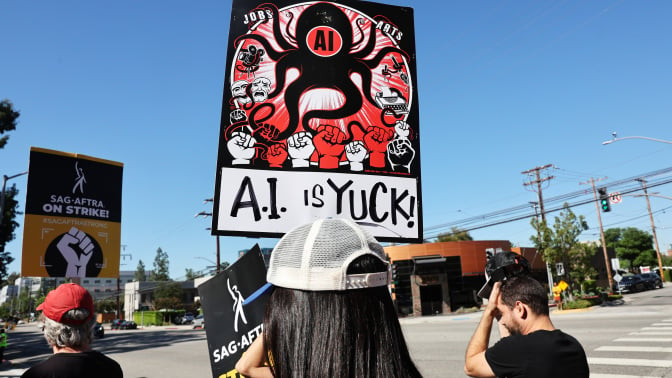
top-left (198, 245), bottom-right (268, 378)
top-left (212, 0), bottom-right (423, 243)
top-left (21, 147), bottom-right (123, 278)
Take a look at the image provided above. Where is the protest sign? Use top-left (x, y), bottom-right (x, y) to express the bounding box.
top-left (21, 147), bottom-right (123, 278)
top-left (213, 0), bottom-right (422, 243)
top-left (198, 245), bottom-right (269, 377)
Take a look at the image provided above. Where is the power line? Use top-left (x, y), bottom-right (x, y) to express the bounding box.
top-left (423, 167), bottom-right (672, 239)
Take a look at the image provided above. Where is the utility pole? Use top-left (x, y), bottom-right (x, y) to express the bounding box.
top-left (522, 164), bottom-right (555, 221)
top-left (582, 177), bottom-right (613, 290)
top-left (119, 245), bottom-right (132, 319)
top-left (637, 179), bottom-right (665, 281)
top-left (522, 164), bottom-right (555, 295)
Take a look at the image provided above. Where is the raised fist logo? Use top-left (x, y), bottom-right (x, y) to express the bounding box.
top-left (57, 227), bottom-right (94, 278)
top-left (45, 227), bottom-right (104, 278)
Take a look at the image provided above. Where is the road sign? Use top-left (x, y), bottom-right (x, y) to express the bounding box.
top-left (555, 262), bottom-right (565, 276)
top-left (613, 274), bottom-right (622, 282)
top-left (610, 192), bottom-right (622, 204)
top-left (611, 258), bottom-right (621, 271)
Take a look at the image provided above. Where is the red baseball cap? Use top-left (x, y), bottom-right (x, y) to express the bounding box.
top-left (36, 283), bottom-right (94, 325)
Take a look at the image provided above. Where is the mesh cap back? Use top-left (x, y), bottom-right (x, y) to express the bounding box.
top-left (267, 218), bottom-right (390, 291)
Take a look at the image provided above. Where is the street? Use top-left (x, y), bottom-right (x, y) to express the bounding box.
top-left (2, 286), bottom-right (672, 377)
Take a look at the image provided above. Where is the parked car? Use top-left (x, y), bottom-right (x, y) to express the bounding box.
top-left (121, 321), bottom-right (137, 330)
top-left (616, 275), bottom-right (648, 293)
top-left (639, 272), bottom-right (663, 289)
top-left (94, 322), bottom-right (105, 338)
top-left (111, 319), bottom-right (138, 330)
top-left (182, 313), bottom-right (195, 325)
top-left (192, 314), bottom-right (204, 329)
top-left (110, 319), bottom-right (124, 330)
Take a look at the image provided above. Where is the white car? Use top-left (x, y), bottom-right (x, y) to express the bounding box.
top-left (192, 314), bottom-right (204, 329)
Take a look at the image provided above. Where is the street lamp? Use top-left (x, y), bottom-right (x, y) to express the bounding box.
top-left (0, 171), bottom-right (28, 227)
top-left (602, 132), bottom-right (672, 145)
top-left (601, 132), bottom-right (672, 280)
top-left (194, 256), bottom-right (218, 275)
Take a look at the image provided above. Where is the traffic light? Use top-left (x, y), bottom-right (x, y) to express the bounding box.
top-left (391, 263), bottom-right (399, 285)
top-left (598, 187), bottom-right (611, 212)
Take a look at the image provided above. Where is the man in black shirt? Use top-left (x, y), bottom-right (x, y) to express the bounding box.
top-left (464, 274), bottom-right (589, 378)
top-left (22, 283), bottom-right (123, 378)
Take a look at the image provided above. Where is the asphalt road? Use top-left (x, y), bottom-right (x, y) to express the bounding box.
top-left (2, 286), bottom-right (672, 378)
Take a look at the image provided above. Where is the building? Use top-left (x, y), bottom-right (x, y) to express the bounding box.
top-left (0, 285), bottom-right (18, 305)
top-left (123, 280), bottom-right (199, 320)
top-left (385, 241), bottom-right (547, 317)
top-left (7, 271), bottom-right (139, 305)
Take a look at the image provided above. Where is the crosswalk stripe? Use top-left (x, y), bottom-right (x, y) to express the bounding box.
top-left (615, 337), bottom-right (672, 342)
top-left (596, 346), bottom-right (672, 352)
top-left (641, 327), bottom-right (672, 331)
top-left (588, 357), bottom-right (672, 367)
top-left (590, 374), bottom-right (658, 378)
top-left (650, 323), bottom-right (672, 326)
top-left (630, 331), bottom-right (672, 335)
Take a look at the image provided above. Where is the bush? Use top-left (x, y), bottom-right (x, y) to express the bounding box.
top-left (563, 299), bottom-right (592, 310)
top-left (582, 280), bottom-right (597, 294)
top-left (607, 294), bottom-right (622, 301)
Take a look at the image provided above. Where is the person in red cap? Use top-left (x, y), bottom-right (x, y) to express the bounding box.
top-left (21, 283), bottom-right (123, 378)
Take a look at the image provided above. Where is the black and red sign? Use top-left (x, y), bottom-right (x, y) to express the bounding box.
top-left (213, 0), bottom-right (422, 242)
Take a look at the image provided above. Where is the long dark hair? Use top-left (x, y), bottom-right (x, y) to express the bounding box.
top-left (263, 254), bottom-right (422, 378)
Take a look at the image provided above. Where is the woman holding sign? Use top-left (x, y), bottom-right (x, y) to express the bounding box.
top-left (236, 218), bottom-right (422, 378)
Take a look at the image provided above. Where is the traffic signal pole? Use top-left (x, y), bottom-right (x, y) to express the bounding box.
top-left (587, 177), bottom-right (614, 290)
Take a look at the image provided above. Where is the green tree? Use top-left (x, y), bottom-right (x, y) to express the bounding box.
top-left (3, 271), bottom-right (19, 287)
top-left (95, 299), bottom-right (120, 314)
top-left (0, 99), bottom-right (20, 281)
top-left (134, 259), bottom-right (147, 281)
top-left (568, 242), bottom-right (598, 292)
top-left (603, 227), bottom-right (656, 270)
top-left (0, 99), bottom-right (20, 149)
top-left (153, 282), bottom-right (183, 310)
top-left (436, 227), bottom-right (473, 242)
top-left (150, 248), bottom-right (170, 281)
top-left (0, 184), bottom-right (19, 281)
top-left (185, 268), bottom-right (200, 280)
top-left (530, 203), bottom-right (589, 296)
top-left (0, 99), bottom-right (21, 284)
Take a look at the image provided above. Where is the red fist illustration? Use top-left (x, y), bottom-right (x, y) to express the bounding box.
top-left (266, 143), bottom-right (288, 168)
top-left (256, 123), bottom-right (281, 142)
top-left (313, 124), bottom-right (347, 169)
top-left (364, 126), bottom-right (394, 168)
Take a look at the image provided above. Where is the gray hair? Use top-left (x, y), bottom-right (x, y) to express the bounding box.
top-left (43, 308), bottom-right (95, 349)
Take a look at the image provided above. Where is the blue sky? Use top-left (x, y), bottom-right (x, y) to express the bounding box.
top-left (3, 0), bottom-right (672, 279)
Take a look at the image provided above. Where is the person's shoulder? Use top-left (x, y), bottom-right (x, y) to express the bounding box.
top-left (86, 351), bottom-right (122, 365)
top-left (20, 355), bottom-right (63, 377)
